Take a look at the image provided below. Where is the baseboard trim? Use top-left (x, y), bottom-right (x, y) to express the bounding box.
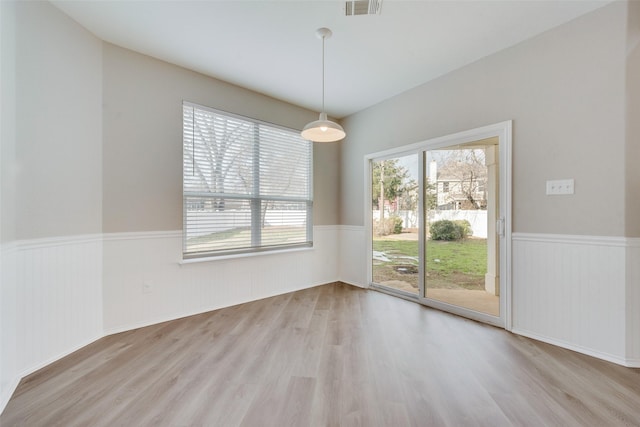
top-left (0, 377), bottom-right (21, 418)
top-left (0, 333), bottom-right (104, 415)
top-left (338, 279), bottom-right (368, 289)
top-left (512, 328), bottom-right (638, 367)
top-left (624, 359), bottom-right (640, 368)
top-left (19, 334), bottom-right (104, 379)
top-left (104, 311), bottom-right (219, 337)
top-left (104, 280), bottom-right (335, 336)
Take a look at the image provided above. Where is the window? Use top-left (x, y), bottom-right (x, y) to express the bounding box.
top-left (183, 102), bottom-right (312, 258)
top-left (442, 181), bottom-right (449, 193)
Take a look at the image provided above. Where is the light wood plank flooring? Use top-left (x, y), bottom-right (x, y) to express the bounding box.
top-left (2, 282), bottom-right (639, 426)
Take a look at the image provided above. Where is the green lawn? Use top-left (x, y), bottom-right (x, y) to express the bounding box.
top-left (373, 237), bottom-right (487, 290)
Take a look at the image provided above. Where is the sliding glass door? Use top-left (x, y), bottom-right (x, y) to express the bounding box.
top-left (423, 142), bottom-right (499, 318)
top-left (368, 123), bottom-right (510, 327)
top-left (371, 154), bottom-right (420, 295)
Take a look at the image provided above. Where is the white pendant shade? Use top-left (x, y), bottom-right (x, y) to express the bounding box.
top-left (301, 112), bottom-right (345, 143)
top-left (301, 28), bottom-right (346, 143)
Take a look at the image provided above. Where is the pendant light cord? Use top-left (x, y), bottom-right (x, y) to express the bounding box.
top-left (321, 34), bottom-right (325, 113)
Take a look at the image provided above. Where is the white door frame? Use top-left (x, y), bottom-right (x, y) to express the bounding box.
top-left (364, 121), bottom-right (512, 330)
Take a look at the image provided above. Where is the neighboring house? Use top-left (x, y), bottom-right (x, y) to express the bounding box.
top-left (428, 159), bottom-right (488, 211)
top-left (434, 174), bottom-right (487, 210)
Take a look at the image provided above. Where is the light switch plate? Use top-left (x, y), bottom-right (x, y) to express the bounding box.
top-left (546, 179), bottom-right (574, 195)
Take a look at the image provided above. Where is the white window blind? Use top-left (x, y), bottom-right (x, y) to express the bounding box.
top-left (183, 102), bottom-right (313, 258)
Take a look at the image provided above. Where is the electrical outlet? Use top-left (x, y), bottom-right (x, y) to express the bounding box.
top-left (142, 281), bottom-right (153, 294)
top-left (546, 179), bottom-right (574, 195)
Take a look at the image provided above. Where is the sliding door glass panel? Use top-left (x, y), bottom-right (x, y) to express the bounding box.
top-left (371, 154), bottom-right (420, 295)
top-left (424, 144), bottom-right (499, 316)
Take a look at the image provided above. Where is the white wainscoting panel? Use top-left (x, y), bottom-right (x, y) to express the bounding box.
top-left (103, 226), bottom-right (339, 334)
top-left (512, 233), bottom-right (630, 365)
top-left (14, 236), bottom-right (104, 377)
top-left (3, 228), bottom-right (637, 418)
top-left (627, 239), bottom-right (640, 365)
top-left (338, 225), bottom-right (367, 288)
top-left (1, 243), bottom-right (18, 414)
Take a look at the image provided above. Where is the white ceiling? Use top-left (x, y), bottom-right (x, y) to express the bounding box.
top-left (51, 0), bottom-right (612, 119)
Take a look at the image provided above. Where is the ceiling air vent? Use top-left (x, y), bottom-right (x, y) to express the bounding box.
top-left (345, 0), bottom-right (382, 16)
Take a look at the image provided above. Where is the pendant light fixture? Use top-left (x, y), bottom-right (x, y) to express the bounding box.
top-left (301, 28), bottom-right (346, 143)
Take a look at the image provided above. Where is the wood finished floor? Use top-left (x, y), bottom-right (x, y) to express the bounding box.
top-left (2, 282), bottom-right (640, 427)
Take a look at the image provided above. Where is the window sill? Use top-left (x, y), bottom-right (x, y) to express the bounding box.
top-left (179, 245), bottom-right (314, 265)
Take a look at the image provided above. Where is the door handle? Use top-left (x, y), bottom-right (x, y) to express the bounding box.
top-left (496, 218), bottom-right (505, 237)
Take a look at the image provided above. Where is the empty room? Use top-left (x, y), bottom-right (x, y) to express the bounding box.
top-left (1, 0), bottom-right (639, 425)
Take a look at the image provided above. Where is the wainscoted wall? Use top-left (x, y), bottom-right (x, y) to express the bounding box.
top-left (627, 240), bottom-right (640, 363)
top-left (1, 226), bottom-right (339, 413)
top-left (0, 244), bottom-right (18, 413)
top-left (0, 236), bottom-right (104, 411)
top-left (512, 233), bottom-right (639, 367)
top-left (2, 228), bottom-right (638, 414)
top-left (338, 225), bottom-right (367, 288)
top-left (14, 236), bottom-right (104, 373)
top-left (103, 226), bottom-right (339, 334)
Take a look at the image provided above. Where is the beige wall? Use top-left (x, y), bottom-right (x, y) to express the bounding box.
top-left (626, 0), bottom-right (640, 238)
top-left (0, 0), bottom-right (17, 408)
top-left (340, 2), bottom-right (627, 236)
top-left (102, 44), bottom-right (338, 232)
top-left (1, 1), bottom-right (16, 245)
top-left (4, 6), bottom-right (341, 240)
top-left (14, 1), bottom-right (103, 240)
